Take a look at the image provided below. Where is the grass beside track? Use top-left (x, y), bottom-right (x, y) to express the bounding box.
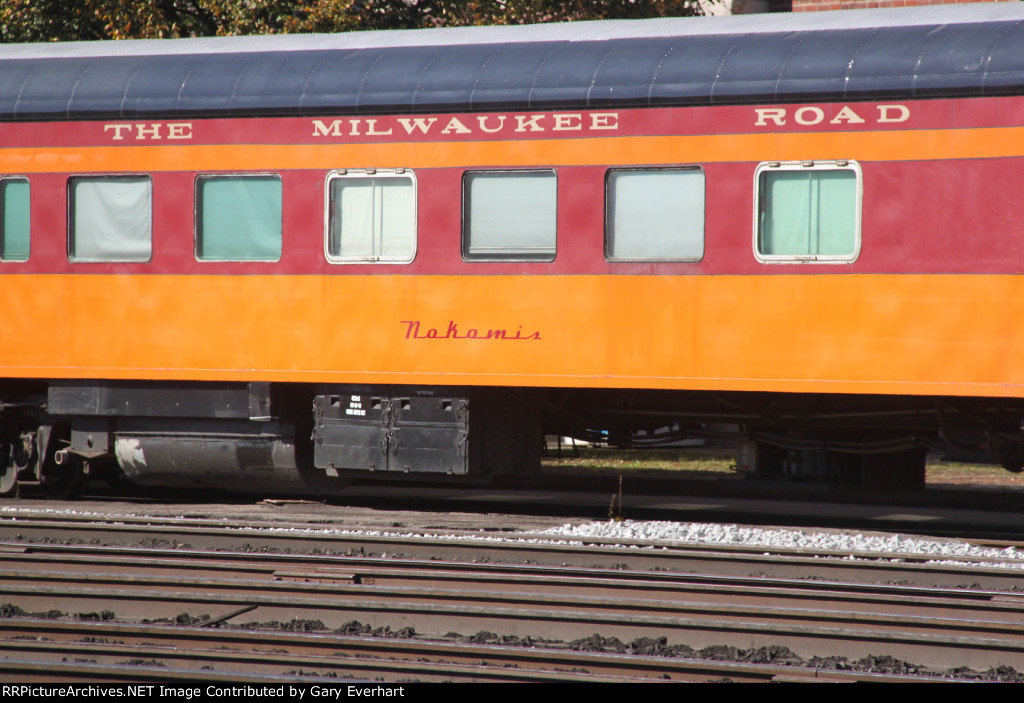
top-left (541, 447), bottom-right (1021, 486)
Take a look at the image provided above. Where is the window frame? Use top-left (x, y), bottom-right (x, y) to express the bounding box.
top-left (461, 169), bottom-right (558, 263)
top-left (753, 160), bottom-right (862, 264)
top-left (0, 176), bottom-right (30, 263)
top-left (67, 174), bottom-right (153, 264)
top-left (604, 166), bottom-right (705, 263)
top-left (323, 168), bottom-right (417, 265)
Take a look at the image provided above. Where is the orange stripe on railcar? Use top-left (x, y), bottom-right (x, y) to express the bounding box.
top-left (2, 124), bottom-right (1024, 174)
top-left (0, 273), bottom-right (1019, 398)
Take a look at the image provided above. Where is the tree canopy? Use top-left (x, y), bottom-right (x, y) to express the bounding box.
top-left (0, 0), bottom-right (708, 43)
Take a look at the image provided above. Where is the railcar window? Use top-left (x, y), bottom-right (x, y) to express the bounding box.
top-left (0, 178), bottom-right (29, 262)
top-left (68, 176), bottom-right (152, 262)
top-left (462, 170), bottom-right (556, 261)
top-left (196, 175), bottom-right (282, 262)
top-left (326, 170), bottom-right (415, 263)
top-left (755, 162), bottom-right (861, 263)
top-left (605, 168), bottom-right (704, 261)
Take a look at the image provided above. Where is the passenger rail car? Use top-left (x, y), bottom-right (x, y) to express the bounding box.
top-left (3, 3), bottom-right (1024, 497)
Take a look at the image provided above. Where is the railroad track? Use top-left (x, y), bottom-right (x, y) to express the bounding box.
top-left (0, 618), bottom-right (952, 683)
top-left (1, 512), bottom-right (1024, 681)
top-left (1, 511), bottom-right (1022, 588)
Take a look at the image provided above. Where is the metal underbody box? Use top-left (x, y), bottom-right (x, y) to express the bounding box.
top-left (313, 386), bottom-right (469, 475)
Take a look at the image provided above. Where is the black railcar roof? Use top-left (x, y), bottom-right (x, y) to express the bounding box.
top-left (2, 3), bottom-right (1024, 120)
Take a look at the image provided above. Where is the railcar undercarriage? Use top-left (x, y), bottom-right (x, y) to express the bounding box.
top-left (1, 380), bottom-right (1022, 498)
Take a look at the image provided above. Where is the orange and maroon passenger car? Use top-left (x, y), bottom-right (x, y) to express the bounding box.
top-left (2, 3), bottom-right (1024, 496)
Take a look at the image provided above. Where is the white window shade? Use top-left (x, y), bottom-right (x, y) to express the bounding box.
top-left (69, 176), bottom-right (152, 262)
top-left (606, 169), bottom-right (704, 261)
top-left (327, 173), bottom-right (415, 262)
top-left (463, 171), bottom-right (556, 261)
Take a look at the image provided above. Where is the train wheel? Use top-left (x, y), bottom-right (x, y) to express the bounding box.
top-left (0, 448), bottom-right (16, 496)
top-left (0, 424), bottom-right (35, 497)
top-left (989, 434), bottom-right (1024, 474)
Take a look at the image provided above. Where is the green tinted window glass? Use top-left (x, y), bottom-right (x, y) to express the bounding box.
top-left (758, 168), bottom-right (857, 258)
top-left (1, 179), bottom-right (29, 262)
top-left (197, 175), bottom-right (282, 261)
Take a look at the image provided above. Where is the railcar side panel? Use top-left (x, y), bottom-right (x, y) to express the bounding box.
top-left (0, 99), bottom-right (1021, 398)
top-left (3, 77), bottom-right (1024, 490)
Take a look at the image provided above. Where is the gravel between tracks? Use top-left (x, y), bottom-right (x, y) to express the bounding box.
top-left (539, 520), bottom-right (1024, 567)
top-left (4, 502), bottom-right (1023, 569)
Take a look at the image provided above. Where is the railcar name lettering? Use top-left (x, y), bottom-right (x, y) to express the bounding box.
top-left (754, 104), bottom-right (909, 127)
top-left (402, 320), bottom-right (541, 341)
top-left (103, 122), bottom-right (193, 140)
top-left (314, 112), bottom-right (618, 138)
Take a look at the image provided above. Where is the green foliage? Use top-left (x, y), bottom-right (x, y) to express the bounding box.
top-left (0, 0), bottom-right (708, 42)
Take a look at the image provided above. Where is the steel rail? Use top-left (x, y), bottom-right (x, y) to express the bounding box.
top-left (0, 618), bottom-right (964, 683)
top-left (1, 514), bottom-right (1022, 589)
top-left (4, 547), bottom-right (1024, 627)
top-left (3, 564), bottom-right (1024, 671)
top-left (2, 514), bottom-right (1024, 676)
top-left (4, 540), bottom-right (1021, 597)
